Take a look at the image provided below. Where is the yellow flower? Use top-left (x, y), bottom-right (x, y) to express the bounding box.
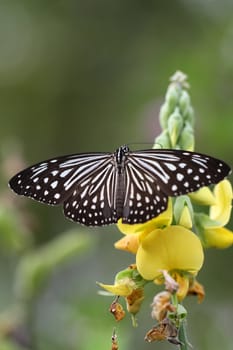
top-left (136, 225), bottom-right (204, 281)
top-left (114, 234), bottom-right (139, 254)
top-left (210, 179), bottom-right (232, 225)
top-left (98, 266), bottom-right (146, 319)
top-left (189, 186), bottom-right (216, 206)
top-left (195, 180), bottom-right (233, 248)
top-left (97, 280), bottom-right (134, 296)
top-left (97, 265), bottom-right (146, 296)
top-left (201, 226), bottom-right (233, 248)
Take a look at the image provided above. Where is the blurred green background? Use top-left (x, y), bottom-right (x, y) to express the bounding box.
top-left (0, 1), bottom-right (232, 349)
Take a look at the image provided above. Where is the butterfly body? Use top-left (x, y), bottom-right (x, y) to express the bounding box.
top-left (9, 146), bottom-right (231, 226)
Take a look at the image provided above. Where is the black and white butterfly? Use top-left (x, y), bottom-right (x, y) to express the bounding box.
top-left (9, 146), bottom-right (231, 226)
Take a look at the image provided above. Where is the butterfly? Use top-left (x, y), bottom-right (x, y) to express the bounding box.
top-left (9, 145), bottom-right (231, 226)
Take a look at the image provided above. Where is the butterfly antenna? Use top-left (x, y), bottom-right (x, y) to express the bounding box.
top-left (126, 142), bottom-right (153, 149)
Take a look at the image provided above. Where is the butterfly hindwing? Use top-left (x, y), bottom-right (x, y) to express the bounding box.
top-left (122, 159), bottom-right (168, 223)
top-left (63, 159), bottom-right (117, 225)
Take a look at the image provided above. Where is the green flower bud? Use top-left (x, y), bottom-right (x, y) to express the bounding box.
top-left (159, 83), bottom-right (181, 131)
top-left (159, 103), bottom-right (171, 130)
top-left (170, 71), bottom-right (189, 89)
top-left (176, 304), bottom-right (187, 319)
top-left (165, 84), bottom-right (180, 110)
top-left (168, 108), bottom-right (183, 147)
top-left (178, 122), bottom-right (195, 151)
top-left (153, 130), bottom-right (171, 149)
top-left (179, 90), bottom-right (191, 116)
top-left (173, 196), bottom-right (194, 227)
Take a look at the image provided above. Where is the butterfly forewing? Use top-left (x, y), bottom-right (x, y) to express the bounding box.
top-left (130, 149), bottom-right (231, 197)
top-left (9, 152), bottom-right (112, 206)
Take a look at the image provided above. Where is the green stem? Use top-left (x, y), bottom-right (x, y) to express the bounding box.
top-left (170, 294), bottom-right (190, 349)
top-left (178, 321), bottom-right (189, 350)
top-left (171, 293), bottom-right (178, 308)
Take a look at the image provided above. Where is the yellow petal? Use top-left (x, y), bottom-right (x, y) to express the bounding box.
top-left (210, 180), bottom-right (233, 226)
top-left (189, 187), bottom-right (216, 206)
top-left (117, 199), bottom-right (173, 235)
top-left (179, 205), bottom-right (193, 229)
top-left (97, 281), bottom-right (133, 296)
top-left (202, 226), bottom-right (233, 248)
top-left (114, 234), bottom-right (139, 254)
top-left (188, 279), bottom-right (205, 303)
top-left (136, 226), bottom-right (204, 280)
top-left (172, 272), bottom-right (189, 301)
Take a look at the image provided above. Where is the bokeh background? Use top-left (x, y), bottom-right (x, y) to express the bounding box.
top-left (0, 1), bottom-right (232, 349)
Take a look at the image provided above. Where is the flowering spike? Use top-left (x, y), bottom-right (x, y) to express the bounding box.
top-left (98, 71), bottom-right (231, 349)
top-left (155, 70), bottom-right (195, 151)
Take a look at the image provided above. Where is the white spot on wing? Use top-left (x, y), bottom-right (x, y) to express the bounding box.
top-left (164, 162), bottom-right (177, 171)
top-left (60, 169), bottom-right (73, 178)
top-left (51, 180), bottom-right (58, 189)
top-left (179, 163), bottom-right (187, 168)
top-left (176, 173), bottom-right (184, 181)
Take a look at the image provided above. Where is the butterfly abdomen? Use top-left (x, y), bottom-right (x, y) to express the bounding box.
top-left (115, 172), bottom-right (126, 220)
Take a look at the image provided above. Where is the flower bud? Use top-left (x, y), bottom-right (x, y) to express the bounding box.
top-left (179, 90), bottom-right (193, 124)
top-left (168, 108), bottom-right (183, 147)
top-left (178, 122), bottom-right (195, 151)
top-left (154, 130), bottom-right (171, 149)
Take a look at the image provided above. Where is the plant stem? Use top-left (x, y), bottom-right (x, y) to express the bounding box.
top-left (179, 321), bottom-right (189, 350)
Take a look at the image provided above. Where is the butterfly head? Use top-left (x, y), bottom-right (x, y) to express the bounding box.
top-left (115, 145), bottom-right (130, 165)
